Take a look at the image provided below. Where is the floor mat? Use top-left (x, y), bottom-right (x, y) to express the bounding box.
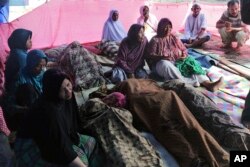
top-left (202, 35), bottom-right (250, 69)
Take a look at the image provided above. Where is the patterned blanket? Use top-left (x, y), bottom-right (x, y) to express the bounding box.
top-left (199, 66), bottom-right (250, 122)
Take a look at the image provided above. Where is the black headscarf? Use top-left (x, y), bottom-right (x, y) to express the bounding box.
top-left (157, 18), bottom-right (172, 37)
top-left (8, 28), bottom-right (32, 50)
top-left (42, 68), bottom-right (71, 102)
top-left (19, 68), bottom-right (81, 164)
top-left (127, 24), bottom-right (144, 47)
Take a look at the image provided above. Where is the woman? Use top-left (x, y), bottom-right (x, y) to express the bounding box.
top-left (137, 5), bottom-right (158, 41)
top-left (3, 50), bottom-right (47, 131)
top-left (111, 24), bottom-right (148, 83)
top-left (102, 9), bottom-right (126, 43)
top-left (17, 49), bottom-right (48, 95)
top-left (147, 18), bottom-right (223, 92)
top-left (5, 28), bottom-right (32, 96)
top-left (16, 69), bottom-right (101, 167)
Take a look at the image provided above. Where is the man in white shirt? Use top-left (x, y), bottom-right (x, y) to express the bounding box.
top-left (181, 3), bottom-right (211, 48)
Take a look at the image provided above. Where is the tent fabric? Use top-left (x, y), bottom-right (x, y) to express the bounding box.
top-left (0, 0), bottom-right (249, 59)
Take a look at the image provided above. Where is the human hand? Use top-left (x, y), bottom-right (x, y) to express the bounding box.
top-left (178, 52), bottom-right (187, 60)
top-left (225, 21), bottom-right (232, 32)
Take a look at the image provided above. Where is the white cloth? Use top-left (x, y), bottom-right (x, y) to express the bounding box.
top-left (137, 6), bottom-right (158, 41)
top-left (182, 13), bottom-right (210, 40)
top-left (155, 60), bottom-right (209, 86)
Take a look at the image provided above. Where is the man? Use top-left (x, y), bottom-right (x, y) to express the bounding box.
top-left (181, 3), bottom-right (211, 48)
top-left (216, 0), bottom-right (249, 50)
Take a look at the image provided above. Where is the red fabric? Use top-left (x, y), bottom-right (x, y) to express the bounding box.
top-left (0, 0), bottom-right (249, 60)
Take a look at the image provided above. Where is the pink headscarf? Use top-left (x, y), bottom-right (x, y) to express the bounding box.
top-left (102, 92), bottom-right (126, 108)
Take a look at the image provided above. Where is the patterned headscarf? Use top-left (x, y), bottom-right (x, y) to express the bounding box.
top-left (42, 68), bottom-right (71, 102)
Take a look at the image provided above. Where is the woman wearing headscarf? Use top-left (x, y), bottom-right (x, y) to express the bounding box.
top-left (17, 49), bottom-right (48, 95)
top-left (3, 49), bottom-right (47, 131)
top-left (111, 24), bottom-right (148, 83)
top-left (5, 28), bottom-right (32, 96)
top-left (3, 29), bottom-right (32, 130)
top-left (15, 69), bottom-right (101, 167)
top-left (137, 5), bottom-right (158, 41)
top-left (102, 9), bottom-right (126, 43)
top-left (99, 10), bottom-right (127, 60)
top-left (147, 18), bottom-right (223, 92)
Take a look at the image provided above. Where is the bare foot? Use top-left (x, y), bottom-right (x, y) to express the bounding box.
top-left (202, 77), bottom-right (224, 92)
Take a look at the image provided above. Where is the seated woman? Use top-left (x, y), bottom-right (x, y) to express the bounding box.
top-left (3, 49), bottom-right (47, 131)
top-left (4, 28), bottom-right (32, 98)
top-left (102, 9), bottom-right (126, 43)
top-left (137, 5), bottom-right (158, 41)
top-left (15, 69), bottom-right (101, 167)
top-left (147, 18), bottom-right (223, 92)
top-left (110, 24), bottom-right (148, 83)
top-left (100, 9), bottom-right (127, 60)
top-left (17, 49), bottom-right (48, 95)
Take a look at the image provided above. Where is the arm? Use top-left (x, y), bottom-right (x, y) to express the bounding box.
top-left (216, 13), bottom-right (227, 29)
top-left (147, 37), bottom-right (161, 58)
top-left (176, 37), bottom-right (187, 60)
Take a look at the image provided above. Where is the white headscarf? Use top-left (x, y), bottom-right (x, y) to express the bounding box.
top-left (137, 5), bottom-right (158, 40)
top-left (102, 10), bottom-right (127, 42)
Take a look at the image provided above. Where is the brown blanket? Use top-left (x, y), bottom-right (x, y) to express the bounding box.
top-left (115, 79), bottom-right (229, 167)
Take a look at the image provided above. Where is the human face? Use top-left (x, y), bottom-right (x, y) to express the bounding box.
top-left (228, 3), bottom-right (239, 17)
top-left (59, 79), bottom-right (73, 100)
top-left (164, 24), bottom-right (172, 37)
top-left (137, 27), bottom-right (144, 42)
top-left (26, 36), bottom-right (32, 50)
top-left (143, 6), bottom-right (149, 17)
top-left (192, 5), bottom-right (201, 17)
top-left (112, 12), bottom-right (119, 21)
top-left (33, 58), bottom-right (47, 76)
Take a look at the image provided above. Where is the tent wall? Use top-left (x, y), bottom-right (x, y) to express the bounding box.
top-left (0, 0), bottom-right (231, 58)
